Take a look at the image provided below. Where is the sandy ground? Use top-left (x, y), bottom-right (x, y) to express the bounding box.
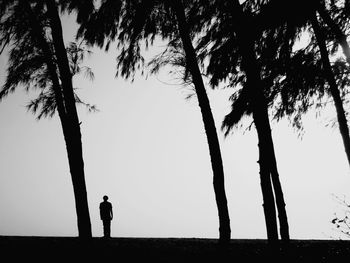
top-left (1, 236), bottom-right (350, 262)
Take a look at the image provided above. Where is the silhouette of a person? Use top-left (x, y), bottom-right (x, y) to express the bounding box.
top-left (99, 195), bottom-right (113, 238)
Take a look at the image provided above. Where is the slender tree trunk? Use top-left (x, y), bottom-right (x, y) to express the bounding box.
top-left (45, 0), bottom-right (92, 238)
top-left (253, 88), bottom-right (289, 242)
top-left (170, 0), bottom-right (231, 244)
top-left (254, 118), bottom-right (279, 244)
top-left (23, 0), bottom-right (91, 238)
top-left (268, 137), bottom-right (290, 241)
top-left (312, 14), bottom-right (350, 168)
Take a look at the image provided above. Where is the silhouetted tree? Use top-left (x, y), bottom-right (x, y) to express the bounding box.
top-left (170, 0), bottom-right (231, 243)
top-left (76, 0), bottom-right (231, 244)
top-left (0, 0), bottom-right (93, 238)
top-left (190, 0), bottom-right (291, 243)
top-left (224, 0), bottom-right (284, 244)
top-left (237, 0), bottom-right (350, 241)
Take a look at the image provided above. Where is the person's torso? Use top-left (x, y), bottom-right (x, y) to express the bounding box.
top-left (100, 202), bottom-right (112, 220)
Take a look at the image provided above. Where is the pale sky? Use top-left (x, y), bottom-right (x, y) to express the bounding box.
top-left (0, 12), bottom-right (350, 240)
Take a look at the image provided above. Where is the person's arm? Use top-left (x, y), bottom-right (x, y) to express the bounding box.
top-left (110, 205), bottom-right (113, 220)
top-left (99, 203), bottom-right (102, 220)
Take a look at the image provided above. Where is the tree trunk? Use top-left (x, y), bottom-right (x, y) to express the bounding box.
top-left (170, 0), bottom-right (231, 244)
top-left (253, 86), bottom-right (290, 242)
top-left (268, 137), bottom-right (290, 241)
top-left (312, 14), bottom-right (350, 169)
top-left (246, 66), bottom-right (279, 244)
top-left (45, 0), bottom-right (92, 238)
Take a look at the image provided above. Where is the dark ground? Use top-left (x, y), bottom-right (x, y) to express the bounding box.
top-left (1, 236), bottom-right (350, 262)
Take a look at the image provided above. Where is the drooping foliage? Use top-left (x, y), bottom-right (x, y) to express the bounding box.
top-left (186, 0), bottom-right (350, 135)
top-left (0, 2), bottom-right (95, 120)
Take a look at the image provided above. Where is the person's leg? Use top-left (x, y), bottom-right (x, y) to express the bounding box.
top-left (105, 220), bottom-right (111, 237)
top-left (103, 220), bottom-right (108, 237)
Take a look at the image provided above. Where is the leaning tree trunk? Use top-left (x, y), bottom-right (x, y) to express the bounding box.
top-left (312, 14), bottom-right (350, 169)
top-left (268, 135), bottom-right (290, 241)
top-left (171, 0), bottom-right (231, 244)
top-left (46, 0), bottom-right (92, 238)
top-left (242, 54), bottom-right (279, 244)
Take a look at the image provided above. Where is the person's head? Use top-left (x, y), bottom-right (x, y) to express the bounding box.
top-left (103, 195), bottom-right (108, 201)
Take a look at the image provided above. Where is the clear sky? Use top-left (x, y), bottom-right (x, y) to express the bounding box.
top-left (0, 12), bottom-right (350, 240)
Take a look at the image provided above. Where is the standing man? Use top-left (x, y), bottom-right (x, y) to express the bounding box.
top-left (100, 195), bottom-right (113, 238)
